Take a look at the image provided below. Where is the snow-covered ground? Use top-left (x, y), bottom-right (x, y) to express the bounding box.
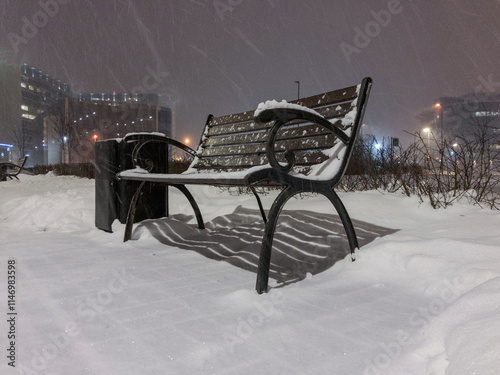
top-left (1, 174), bottom-right (499, 375)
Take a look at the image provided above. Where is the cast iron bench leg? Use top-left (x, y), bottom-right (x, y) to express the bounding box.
top-left (256, 185), bottom-right (295, 294)
top-left (123, 182), bottom-right (205, 242)
top-left (123, 181), bottom-right (146, 242)
top-left (324, 188), bottom-right (359, 261)
top-left (250, 186), bottom-right (267, 223)
top-left (255, 186), bottom-right (359, 293)
top-left (171, 184), bottom-right (205, 230)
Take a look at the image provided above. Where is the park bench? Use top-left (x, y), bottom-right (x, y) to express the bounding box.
top-left (0, 157), bottom-right (28, 181)
top-left (118, 77), bottom-right (372, 293)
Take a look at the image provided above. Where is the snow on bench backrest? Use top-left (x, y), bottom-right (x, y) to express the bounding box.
top-left (187, 77), bottom-right (372, 182)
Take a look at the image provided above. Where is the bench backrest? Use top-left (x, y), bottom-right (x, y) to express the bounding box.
top-left (190, 78), bottom-right (372, 179)
top-left (10, 157), bottom-right (28, 174)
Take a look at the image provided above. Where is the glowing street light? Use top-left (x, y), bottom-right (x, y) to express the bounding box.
top-left (423, 127), bottom-right (431, 148)
top-left (93, 134), bottom-right (98, 142)
top-left (184, 138), bottom-right (190, 145)
top-left (435, 102), bottom-right (444, 146)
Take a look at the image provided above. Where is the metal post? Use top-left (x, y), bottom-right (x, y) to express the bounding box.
top-left (295, 81), bottom-right (300, 100)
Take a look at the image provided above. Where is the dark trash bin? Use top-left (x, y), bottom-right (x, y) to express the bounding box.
top-left (95, 133), bottom-right (169, 232)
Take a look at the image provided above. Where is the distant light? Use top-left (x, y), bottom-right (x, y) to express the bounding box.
top-left (93, 134), bottom-right (98, 141)
top-left (435, 103), bottom-right (441, 107)
top-left (452, 143), bottom-right (458, 147)
top-left (374, 143), bottom-right (381, 150)
top-left (423, 128), bottom-right (430, 133)
top-left (184, 138), bottom-right (190, 144)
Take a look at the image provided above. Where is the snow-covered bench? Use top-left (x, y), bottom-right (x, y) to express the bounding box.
top-left (118, 77), bottom-right (373, 293)
top-left (0, 157), bottom-right (28, 181)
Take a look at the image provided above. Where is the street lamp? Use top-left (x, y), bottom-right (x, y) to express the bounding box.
top-left (423, 127), bottom-right (432, 167)
top-left (295, 81), bottom-right (300, 101)
top-left (435, 103), bottom-right (444, 147)
top-left (423, 127), bottom-right (431, 148)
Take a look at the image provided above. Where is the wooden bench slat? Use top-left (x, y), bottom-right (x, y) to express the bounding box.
top-left (292, 84), bottom-right (358, 109)
top-left (193, 149), bottom-right (331, 170)
top-left (207, 102), bottom-right (353, 137)
top-left (203, 120), bottom-right (345, 148)
top-left (201, 134), bottom-right (337, 158)
top-left (209, 84), bottom-right (358, 127)
top-left (202, 134), bottom-right (337, 157)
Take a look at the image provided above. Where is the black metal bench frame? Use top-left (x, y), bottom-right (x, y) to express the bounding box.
top-left (118, 77), bottom-right (372, 293)
top-left (0, 157), bottom-right (28, 181)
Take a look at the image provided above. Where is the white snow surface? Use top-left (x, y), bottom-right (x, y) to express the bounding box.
top-left (254, 99), bottom-right (323, 118)
top-left (1, 174), bottom-right (500, 375)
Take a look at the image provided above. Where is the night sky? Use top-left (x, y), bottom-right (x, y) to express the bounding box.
top-left (1, 0), bottom-right (500, 145)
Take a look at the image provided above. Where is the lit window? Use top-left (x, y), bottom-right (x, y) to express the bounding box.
top-left (21, 82), bottom-right (26, 88)
top-left (22, 114), bottom-right (36, 120)
top-left (475, 111), bottom-right (499, 117)
top-left (28, 85), bottom-right (34, 91)
top-left (21, 105), bottom-right (29, 111)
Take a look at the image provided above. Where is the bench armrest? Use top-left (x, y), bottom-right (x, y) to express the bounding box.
top-left (129, 136), bottom-right (196, 171)
top-left (254, 104), bottom-right (350, 174)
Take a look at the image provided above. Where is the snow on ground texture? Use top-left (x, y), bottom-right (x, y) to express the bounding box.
top-left (1, 174), bottom-right (500, 375)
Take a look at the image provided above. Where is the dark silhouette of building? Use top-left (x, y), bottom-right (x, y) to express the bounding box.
top-left (45, 96), bottom-right (171, 164)
top-left (0, 63), bottom-right (172, 166)
top-left (417, 93), bottom-right (500, 146)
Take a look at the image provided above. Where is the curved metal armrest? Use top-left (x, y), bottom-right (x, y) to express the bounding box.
top-left (131, 137), bottom-right (196, 170)
top-left (254, 107), bottom-right (349, 174)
